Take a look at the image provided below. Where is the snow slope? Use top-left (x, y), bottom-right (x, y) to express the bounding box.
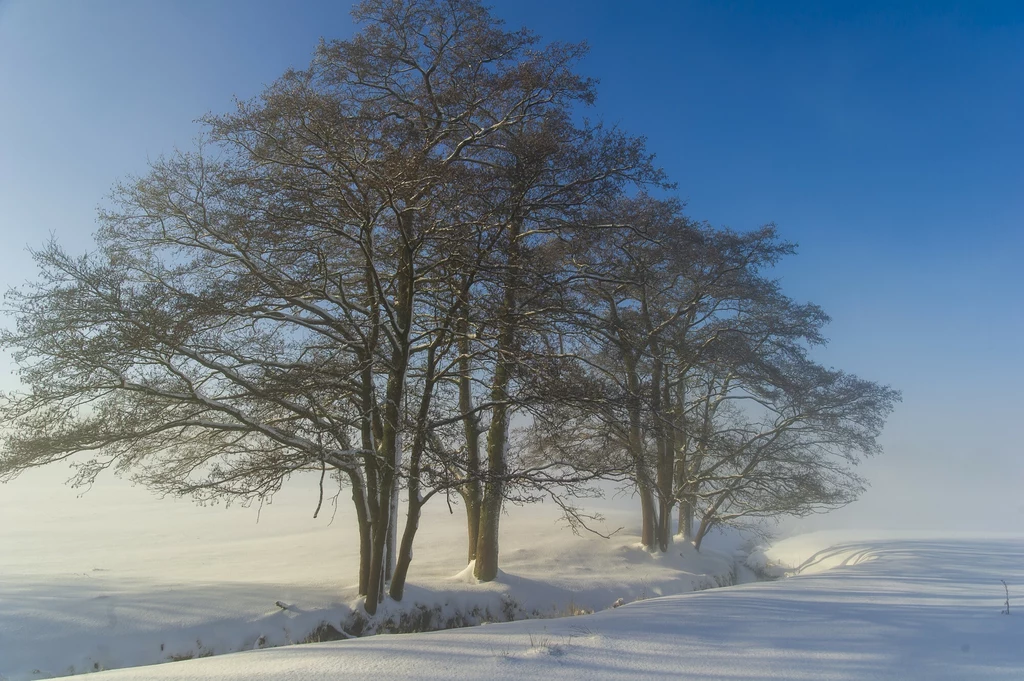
top-left (85, 535), bottom-right (1024, 681)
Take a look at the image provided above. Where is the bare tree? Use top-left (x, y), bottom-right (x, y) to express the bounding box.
top-left (0, 0), bottom-right (899, 618)
top-left (0, 0), bottom-right (665, 610)
top-left (681, 353), bottom-right (899, 549)
top-left (554, 195), bottom-right (899, 551)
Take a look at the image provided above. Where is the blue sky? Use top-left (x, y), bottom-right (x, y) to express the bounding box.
top-left (1, 0), bottom-right (1022, 530)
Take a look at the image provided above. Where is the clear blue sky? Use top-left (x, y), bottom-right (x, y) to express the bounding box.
top-left (1, 0), bottom-right (1022, 530)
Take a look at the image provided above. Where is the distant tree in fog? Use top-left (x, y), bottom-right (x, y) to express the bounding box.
top-left (523, 194), bottom-right (899, 551)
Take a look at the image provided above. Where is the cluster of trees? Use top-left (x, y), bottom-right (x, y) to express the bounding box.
top-left (0, 0), bottom-right (897, 614)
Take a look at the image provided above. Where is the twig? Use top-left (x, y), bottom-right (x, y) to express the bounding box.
top-left (313, 459), bottom-right (326, 518)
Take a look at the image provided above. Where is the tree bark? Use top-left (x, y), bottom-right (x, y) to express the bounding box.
top-left (678, 496), bottom-right (694, 542)
top-left (364, 215), bottom-right (414, 615)
top-left (694, 514), bottom-right (712, 551)
top-left (389, 343), bottom-right (439, 601)
top-left (347, 470), bottom-right (372, 596)
top-left (389, 495), bottom-right (421, 601)
top-left (474, 352), bottom-right (510, 581)
top-left (385, 433), bottom-right (400, 583)
top-left (621, 347), bottom-right (657, 550)
top-left (649, 343), bottom-right (675, 552)
top-left (639, 481), bottom-right (658, 549)
top-left (457, 308), bottom-right (482, 563)
top-left (464, 494), bottom-right (481, 563)
top-left (673, 379), bottom-right (692, 542)
top-left (473, 218), bottom-right (520, 582)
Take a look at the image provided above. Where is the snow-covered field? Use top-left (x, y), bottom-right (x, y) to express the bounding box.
top-left (3, 469), bottom-right (1023, 680)
top-left (0, 469), bottom-right (735, 679)
top-left (91, 534), bottom-right (1024, 681)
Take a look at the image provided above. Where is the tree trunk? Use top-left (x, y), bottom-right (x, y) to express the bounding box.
top-left (389, 344), bottom-right (439, 601)
top-left (356, 249), bottom-right (383, 602)
top-left (622, 348), bottom-right (656, 550)
top-left (365, 390), bottom-right (400, 612)
top-left (458, 311), bottom-right (482, 563)
top-left (678, 496), bottom-right (694, 542)
top-left (639, 481), bottom-right (658, 549)
top-left (357, 357), bottom-right (382, 585)
top-left (647, 329), bottom-right (670, 552)
top-left (464, 495), bottom-right (481, 563)
top-left (694, 514), bottom-right (712, 551)
top-left (348, 470), bottom-right (372, 596)
top-left (385, 432), bottom-right (402, 583)
top-left (364, 221), bottom-right (414, 615)
top-left (473, 218), bottom-right (519, 582)
top-left (672, 377), bottom-right (690, 542)
top-left (391, 485), bottom-right (423, 598)
top-left (474, 474), bottom-right (503, 580)
top-left (656, 485), bottom-right (673, 550)
top-left (653, 357), bottom-right (675, 552)
top-left (474, 378), bottom-right (509, 581)
top-left (365, 507), bottom-right (390, 612)
top-left (388, 495), bottom-right (421, 601)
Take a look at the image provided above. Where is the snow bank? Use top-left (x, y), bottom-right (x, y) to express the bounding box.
top-left (82, 534), bottom-right (1024, 681)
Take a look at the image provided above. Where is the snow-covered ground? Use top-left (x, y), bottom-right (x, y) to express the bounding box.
top-left (0, 469), bottom-right (735, 679)
top-left (4, 469), bottom-right (1023, 680)
top-left (85, 533), bottom-right (1024, 681)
